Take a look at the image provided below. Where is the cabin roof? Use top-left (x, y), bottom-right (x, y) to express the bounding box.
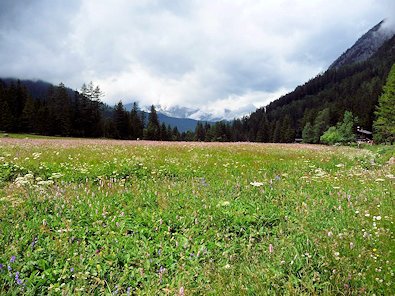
top-left (357, 128), bottom-right (372, 135)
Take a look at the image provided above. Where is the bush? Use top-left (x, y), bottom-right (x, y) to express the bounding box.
top-left (320, 111), bottom-right (358, 145)
top-left (320, 126), bottom-right (342, 145)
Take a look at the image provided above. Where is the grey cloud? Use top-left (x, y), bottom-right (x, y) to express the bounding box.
top-left (0, 0), bottom-right (393, 119)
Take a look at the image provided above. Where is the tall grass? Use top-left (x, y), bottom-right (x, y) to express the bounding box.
top-left (0, 140), bottom-right (393, 295)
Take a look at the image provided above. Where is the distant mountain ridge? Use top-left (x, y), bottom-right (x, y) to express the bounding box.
top-left (0, 78), bottom-right (76, 98)
top-left (329, 19), bottom-right (394, 69)
top-left (124, 103), bottom-right (215, 132)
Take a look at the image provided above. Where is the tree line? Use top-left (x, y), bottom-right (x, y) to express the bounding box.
top-left (0, 81), bottom-right (186, 140)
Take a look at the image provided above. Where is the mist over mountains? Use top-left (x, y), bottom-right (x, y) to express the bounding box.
top-left (1, 19), bottom-right (394, 137)
top-left (329, 19), bottom-right (395, 69)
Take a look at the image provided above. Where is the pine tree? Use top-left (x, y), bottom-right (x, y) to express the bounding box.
top-left (373, 63), bottom-right (395, 144)
top-left (256, 115), bottom-right (270, 142)
top-left (312, 108), bottom-right (330, 143)
top-left (114, 101), bottom-right (129, 139)
top-left (281, 115), bottom-right (295, 143)
top-left (145, 105), bottom-right (160, 140)
top-left (21, 96), bottom-right (35, 132)
top-left (195, 122), bottom-right (205, 141)
top-left (0, 100), bottom-right (13, 132)
top-left (79, 82), bottom-right (103, 137)
top-left (272, 120), bottom-right (281, 143)
top-left (338, 111), bottom-right (358, 143)
top-left (302, 122), bottom-right (315, 143)
top-left (54, 83), bottom-right (72, 136)
top-left (160, 123), bottom-right (168, 141)
top-left (172, 126), bottom-right (180, 141)
top-left (130, 102), bottom-right (143, 139)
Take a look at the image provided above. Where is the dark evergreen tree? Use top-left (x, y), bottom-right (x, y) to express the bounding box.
top-left (130, 102), bottom-right (143, 139)
top-left (312, 108), bottom-right (331, 143)
top-left (52, 83), bottom-right (72, 136)
top-left (145, 105), bottom-right (160, 140)
top-left (373, 63), bottom-right (395, 143)
top-left (281, 115), bottom-right (295, 143)
top-left (172, 126), bottom-right (180, 141)
top-left (113, 101), bottom-right (130, 139)
top-left (272, 120), bottom-right (281, 142)
top-left (159, 123), bottom-right (168, 141)
top-left (21, 95), bottom-right (35, 133)
top-left (256, 114), bottom-right (270, 142)
top-left (302, 122), bottom-right (315, 143)
top-left (194, 122), bottom-right (205, 141)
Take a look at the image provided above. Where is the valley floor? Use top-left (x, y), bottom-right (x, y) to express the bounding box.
top-left (0, 138), bottom-right (394, 295)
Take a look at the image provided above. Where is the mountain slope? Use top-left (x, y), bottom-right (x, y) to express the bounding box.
top-left (124, 103), bottom-right (214, 132)
top-left (329, 20), bottom-right (394, 69)
top-left (156, 113), bottom-right (213, 133)
top-left (0, 78), bottom-right (76, 98)
top-left (243, 30), bottom-right (395, 142)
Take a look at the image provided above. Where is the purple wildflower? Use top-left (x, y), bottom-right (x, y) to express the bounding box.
top-left (158, 266), bottom-right (166, 283)
top-left (15, 271), bottom-right (23, 285)
top-left (8, 265), bottom-right (12, 272)
top-left (70, 267), bottom-right (74, 272)
top-left (31, 237), bottom-right (38, 249)
top-left (127, 287), bottom-right (131, 296)
top-left (10, 256), bottom-right (16, 263)
top-left (0, 263), bottom-right (3, 270)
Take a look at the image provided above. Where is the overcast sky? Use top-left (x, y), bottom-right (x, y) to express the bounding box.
top-left (0, 0), bottom-right (394, 119)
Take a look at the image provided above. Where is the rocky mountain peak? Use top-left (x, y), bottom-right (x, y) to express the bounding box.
top-left (329, 19), bottom-right (395, 70)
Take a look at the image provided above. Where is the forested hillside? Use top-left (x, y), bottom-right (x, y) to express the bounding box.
top-left (236, 35), bottom-right (395, 142)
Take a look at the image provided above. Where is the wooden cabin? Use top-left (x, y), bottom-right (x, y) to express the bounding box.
top-left (356, 126), bottom-right (373, 143)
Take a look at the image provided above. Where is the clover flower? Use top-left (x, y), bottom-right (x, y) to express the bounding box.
top-left (179, 286), bottom-right (185, 296)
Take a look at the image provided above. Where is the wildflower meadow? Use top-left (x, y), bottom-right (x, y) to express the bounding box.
top-left (0, 138), bottom-right (394, 295)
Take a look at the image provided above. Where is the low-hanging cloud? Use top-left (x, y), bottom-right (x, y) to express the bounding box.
top-left (0, 0), bottom-right (393, 119)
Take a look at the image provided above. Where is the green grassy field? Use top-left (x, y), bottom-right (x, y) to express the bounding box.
top-left (0, 139), bottom-right (394, 295)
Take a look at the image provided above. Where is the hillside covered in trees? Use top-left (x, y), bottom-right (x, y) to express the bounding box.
top-left (232, 34), bottom-right (395, 143)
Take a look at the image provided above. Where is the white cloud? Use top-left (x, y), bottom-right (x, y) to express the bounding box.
top-left (0, 0), bottom-right (393, 119)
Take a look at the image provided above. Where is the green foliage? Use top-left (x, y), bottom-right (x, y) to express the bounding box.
top-left (302, 122), bottom-right (315, 143)
top-left (373, 63), bottom-right (395, 143)
top-left (312, 108), bottom-right (331, 143)
top-left (302, 108), bottom-right (331, 144)
top-left (320, 111), bottom-right (358, 145)
top-left (145, 105), bottom-right (160, 140)
top-left (319, 126), bottom-right (342, 145)
top-left (0, 140), bottom-right (393, 294)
